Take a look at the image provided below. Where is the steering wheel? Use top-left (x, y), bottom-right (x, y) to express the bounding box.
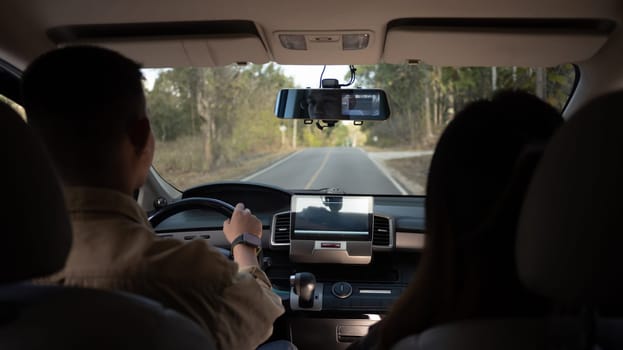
top-left (148, 198), bottom-right (237, 258)
top-left (148, 197), bottom-right (235, 228)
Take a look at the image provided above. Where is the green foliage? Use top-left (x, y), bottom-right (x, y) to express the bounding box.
top-left (357, 64), bottom-right (576, 149)
top-left (147, 63), bottom-right (361, 174)
top-left (302, 127), bottom-right (325, 147)
top-left (298, 122), bottom-right (351, 147)
top-left (146, 70), bottom-right (193, 142)
top-left (329, 124), bottom-right (351, 147)
top-left (147, 64), bottom-right (297, 171)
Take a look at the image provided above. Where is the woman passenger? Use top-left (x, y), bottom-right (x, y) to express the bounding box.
top-left (350, 90), bottom-right (563, 349)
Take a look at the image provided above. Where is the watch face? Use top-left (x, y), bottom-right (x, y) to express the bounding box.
top-left (243, 233), bottom-right (261, 247)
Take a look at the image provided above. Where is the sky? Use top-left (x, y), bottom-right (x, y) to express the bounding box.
top-left (142, 64), bottom-right (351, 90)
top-left (280, 65), bottom-right (351, 88)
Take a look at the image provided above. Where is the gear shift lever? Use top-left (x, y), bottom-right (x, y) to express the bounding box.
top-left (290, 272), bottom-right (316, 308)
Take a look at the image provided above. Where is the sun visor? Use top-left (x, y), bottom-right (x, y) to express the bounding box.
top-left (48, 21), bottom-right (269, 68)
top-left (383, 19), bottom-right (615, 67)
top-left (85, 36), bottom-right (269, 68)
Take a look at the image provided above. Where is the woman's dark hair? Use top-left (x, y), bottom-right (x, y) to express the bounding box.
top-left (378, 90), bottom-right (563, 348)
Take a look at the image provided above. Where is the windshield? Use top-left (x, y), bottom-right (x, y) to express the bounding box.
top-left (144, 64), bottom-right (575, 195)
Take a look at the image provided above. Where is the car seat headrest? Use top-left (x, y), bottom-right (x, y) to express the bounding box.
top-left (517, 91), bottom-right (623, 306)
top-left (0, 103), bottom-right (71, 284)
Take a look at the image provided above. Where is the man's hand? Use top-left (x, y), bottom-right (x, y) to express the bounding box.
top-left (223, 203), bottom-right (262, 269)
top-left (223, 203), bottom-right (262, 243)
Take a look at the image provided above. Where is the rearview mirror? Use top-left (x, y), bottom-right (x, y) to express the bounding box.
top-left (274, 89), bottom-right (390, 121)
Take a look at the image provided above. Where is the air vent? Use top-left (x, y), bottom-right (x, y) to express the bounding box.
top-left (272, 212), bottom-right (291, 245)
top-left (373, 216), bottom-right (391, 247)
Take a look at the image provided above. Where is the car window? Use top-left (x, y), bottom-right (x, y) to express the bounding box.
top-left (144, 63), bottom-right (575, 194)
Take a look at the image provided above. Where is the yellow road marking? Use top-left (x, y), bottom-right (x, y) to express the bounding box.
top-left (305, 149), bottom-right (332, 189)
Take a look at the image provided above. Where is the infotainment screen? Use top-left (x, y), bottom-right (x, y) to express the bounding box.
top-left (290, 195), bottom-right (374, 241)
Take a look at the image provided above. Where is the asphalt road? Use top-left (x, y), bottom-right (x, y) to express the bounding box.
top-left (242, 147), bottom-right (405, 195)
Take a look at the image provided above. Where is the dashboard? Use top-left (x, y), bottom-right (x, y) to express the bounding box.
top-left (152, 182), bottom-right (426, 349)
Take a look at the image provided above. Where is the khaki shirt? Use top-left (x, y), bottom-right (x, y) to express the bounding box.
top-left (45, 186), bottom-right (285, 350)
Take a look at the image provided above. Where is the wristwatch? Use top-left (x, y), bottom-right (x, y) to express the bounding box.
top-left (231, 233), bottom-right (262, 253)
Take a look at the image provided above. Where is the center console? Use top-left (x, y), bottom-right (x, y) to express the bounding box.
top-left (289, 195), bottom-right (374, 264)
top-left (266, 194), bottom-right (421, 349)
top-left (284, 263), bottom-right (409, 349)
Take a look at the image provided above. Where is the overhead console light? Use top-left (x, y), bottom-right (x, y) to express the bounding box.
top-left (276, 31), bottom-right (374, 53)
top-left (279, 34), bottom-right (307, 50)
top-left (342, 34), bottom-right (369, 50)
top-left (272, 30), bottom-right (376, 64)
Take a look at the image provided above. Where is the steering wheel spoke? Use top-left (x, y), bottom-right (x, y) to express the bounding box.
top-left (148, 197), bottom-right (235, 228)
top-left (149, 198), bottom-right (259, 261)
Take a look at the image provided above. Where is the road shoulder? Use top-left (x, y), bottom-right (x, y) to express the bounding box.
top-left (367, 151), bottom-right (433, 195)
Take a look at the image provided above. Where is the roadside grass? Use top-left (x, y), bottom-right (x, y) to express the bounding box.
top-left (153, 135), bottom-right (294, 190)
top-left (362, 145), bottom-right (422, 153)
top-left (383, 155), bottom-right (433, 195)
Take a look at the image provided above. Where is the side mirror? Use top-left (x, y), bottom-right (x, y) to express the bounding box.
top-left (274, 88), bottom-right (390, 121)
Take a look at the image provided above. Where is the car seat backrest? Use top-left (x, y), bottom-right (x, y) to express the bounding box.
top-left (0, 102), bottom-right (217, 349)
top-left (0, 284), bottom-right (217, 350)
top-left (516, 91), bottom-right (623, 350)
top-left (0, 103), bottom-right (71, 284)
top-left (517, 90), bottom-right (623, 307)
top-left (392, 318), bottom-right (583, 350)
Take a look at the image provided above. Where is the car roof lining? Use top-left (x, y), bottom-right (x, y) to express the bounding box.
top-left (1, 0), bottom-right (622, 114)
top-left (39, 18), bottom-right (619, 68)
top-left (2, 0), bottom-right (620, 69)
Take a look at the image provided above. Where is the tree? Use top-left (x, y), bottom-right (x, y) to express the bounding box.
top-left (146, 69), bottom-right (193, 142)
top-left (147, 63), bottom-right (298, 170)
top-left (356, 63), bottom-right (575, 150)
top-left (146, 62), bottom-right (576, 170)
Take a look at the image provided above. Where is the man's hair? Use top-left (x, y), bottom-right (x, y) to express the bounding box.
top-left (22, 45), bottom-right (144, 178)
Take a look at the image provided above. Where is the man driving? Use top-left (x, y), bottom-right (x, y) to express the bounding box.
top-left (22, 46), bottom-right (284, 349)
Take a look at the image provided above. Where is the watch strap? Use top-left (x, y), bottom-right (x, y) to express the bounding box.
top-left (231, 233), bottom-right (261, 252)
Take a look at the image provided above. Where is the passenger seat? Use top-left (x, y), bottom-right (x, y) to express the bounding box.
top-left (517, 90), bottom-right (623, 350)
